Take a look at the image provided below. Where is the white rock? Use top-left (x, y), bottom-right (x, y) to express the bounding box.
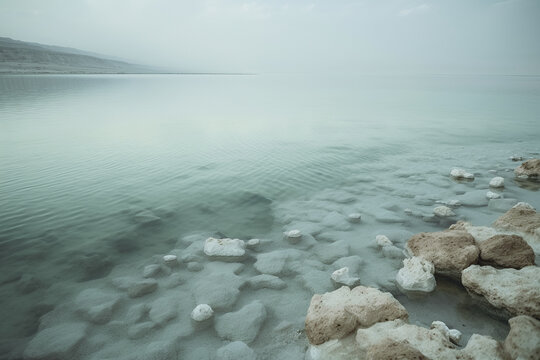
top-left (347, 213), bottom-right (362, 223)
top-left (396, 257), bottom-right (436, 293)
top-left (450, 168), bottom-right (474, 179)
top-left (162, 254), bottom-right (177, 266)
top-left (489, 177), bottom-right (505, 188)
top-left (375, 235), bottom-right (392, 248)
top-left (513, 201), bottom-right (535, 210)
top-left (486, 191), bottom-right (502, 200)
top-left (510, 155), bottom-right (523, 161)
top-left (204, 237), bottom-right (246, 259)
top-left (284, 229), bottom-right (302, 244)
top-left (191, 304), bottom-right (214, 322)
top-left (331, 267), bottom-right (361, 287)
top-left (246, 238), bottom-right (260, 247)
top-left (433, 206), bottom-right (456, 217)
top-left (430, 320), bottom-right (462, 344)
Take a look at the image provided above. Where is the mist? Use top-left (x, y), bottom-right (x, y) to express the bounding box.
top-left (1, 0), bottom-right (539, 74)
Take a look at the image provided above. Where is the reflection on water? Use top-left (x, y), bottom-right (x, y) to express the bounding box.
top-left (0, 74), bottom-right (539, 359)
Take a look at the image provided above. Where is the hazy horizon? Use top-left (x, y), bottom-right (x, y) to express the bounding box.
top-left (1, 1), bottom-right (540, 74)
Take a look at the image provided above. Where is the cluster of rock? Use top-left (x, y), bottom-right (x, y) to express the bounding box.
top-left (305, 286), bottom-right (540, 360)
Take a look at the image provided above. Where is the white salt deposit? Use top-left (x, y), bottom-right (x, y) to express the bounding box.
top-left (203, 237), bottom-right (246, 258)
top-left (489, 176), bottom-right (505, 188)
top-left (450, 168), bottom-right (475, 179)
top-left (191, 304), bottom-right (214, 322)
top-left (433, 205), bottom-right (456, 217)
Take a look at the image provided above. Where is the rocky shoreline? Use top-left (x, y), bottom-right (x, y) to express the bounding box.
top-left (10, 159), bottom-right (540, 360)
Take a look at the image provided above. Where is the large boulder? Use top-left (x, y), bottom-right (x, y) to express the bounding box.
top-left (395, 256), bottom-right (436, 293)
top-left (406, 230), bottom-right (479, 277)
top-left (308, 320), bottom-right (508, 360)
top-left (504, 315), bottom-right (540, 360)
top-left (462, 265), bottom-right (540, 319)
top-left (493, 203), bottom-right (540, 243)
top-left (215, 301), bottom-right (267, 344)
top-left (478, 234), bottom-right (535, 269)
top-left (514, 159), bottom-right (540, 178)
top-left (304, 286), bottom-right (408, 345)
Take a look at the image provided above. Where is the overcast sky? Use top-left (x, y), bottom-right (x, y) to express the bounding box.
top-left (1, 0), bottom-right (539, 74)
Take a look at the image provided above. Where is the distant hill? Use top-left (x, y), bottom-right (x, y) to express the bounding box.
top-left (0, 37), bottom-right (166, 74)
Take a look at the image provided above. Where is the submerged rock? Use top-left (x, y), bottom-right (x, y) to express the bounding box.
top-left (148, 296), bottom-right (178, 326)
top-left (486, 191), bottom-right (502, 200)
top-left (247, 274), bottom-right (287, 290)
top-left (203, 237), bottom-right (246, 260)
top-left (314, 241), bottom-right (350, 264)
top-left (23, 323), bottom-right (88, 360)
top-left (284, 229), bottom-right (303, 244)
top-left (462, 265), bottom-right (540, 319)
top-left (406, 229), bottom-right (479, 277)
top-left (75, 288), bottom-right (121, 324)
top-left (504, 315), bottom-right (540, 360)
top-left (478, 234), bottom-right (535, 269)
top-left (395, 257), bottom-right (436, 293)
top-left (193, 273), bottom-right (244, 310)
top-left (127, 279), bottom-right (158, 298)
top-left (215, 341), bottom-right (256, 360)
top-left (215, 301), bottom-right (267, 344)
top-left (304, 286), bottom-right (408, 345)
top-left (347, 213), bottom-right (362, 223)
top-left (514, 159), bottom-right (540, 178)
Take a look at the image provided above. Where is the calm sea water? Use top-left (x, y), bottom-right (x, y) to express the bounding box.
top-left (0, 74), bottom-right (539, 359)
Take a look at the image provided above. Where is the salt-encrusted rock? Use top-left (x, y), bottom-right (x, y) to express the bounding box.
top-left (143, 264), bottom-right (161, 278)
top-left (479, 234), bottom-right (535, 269)
top-left (515, 159), bottom-right (540, 178)
top-left (162, 254), bottom-right (178, 266)
top-left (375, 235), bottom-right (392, 248)
top-left (331, 267), bottom-right (361, 287)
top-left (305, 286), bottom-right (408, 345)
top-left (203, 237), bottom-right (246, 260)
top-left (493, 202), bottom-right (540, 241)
top-left (504, 315), bottom-right (540, 360)
top-left (486, 191), bottom-right (502, 200)
top-left (489, 176), bottom-right (505, 188)
top-left (395, 257), bottom-right (436, 293)
top-left (406, 229), bottom-right (479, 277)
top-left (450, 168), bottom-right (475, 180)
top-left (246, 238), bottom-right (260, 248)
top-left (215, 341), bottom-right (256, 360)
top-left (247, 274), bottom-right (287, 290)
top-left (314, 241), bottom-right (350, 264)
top-left (347, 213), bottom-right (362, 223)
top-left (284, 229), bottom-right (303, 244)
top-left (510, 155), bottom-right (523, 162)
top-left (309, 320), bottom-right (507, 360)
top-left (430, 321), bottom-right (462, 344)
top-left (215, 301), bottom-right (267, 344)
top-left (462, 265), bottom-right (540, 318)
top-left (23, 323), bottom-right (88, 360)
top-left (191, 304), bottom-right (214, 322)
top-left (193, 273), bottom-right (244, 310)
top-left (75, 288), bottom-right (121, 324)
top-left (149, 296), bottom-right (178, 325)
top-left (433, 206), bottom-right (456, 217)
top-left (128, 279), bottom-right (158, 298)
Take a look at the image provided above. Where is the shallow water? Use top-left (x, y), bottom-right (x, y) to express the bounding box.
top-left (0, 74), bottom-right (539, 359)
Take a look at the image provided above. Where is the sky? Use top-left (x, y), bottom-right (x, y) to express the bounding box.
top-left (1, 0), bottom-right (539, 74)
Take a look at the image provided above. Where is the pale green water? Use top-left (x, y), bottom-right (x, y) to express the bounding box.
top-left (0, 74), bottom-right (539, 359)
